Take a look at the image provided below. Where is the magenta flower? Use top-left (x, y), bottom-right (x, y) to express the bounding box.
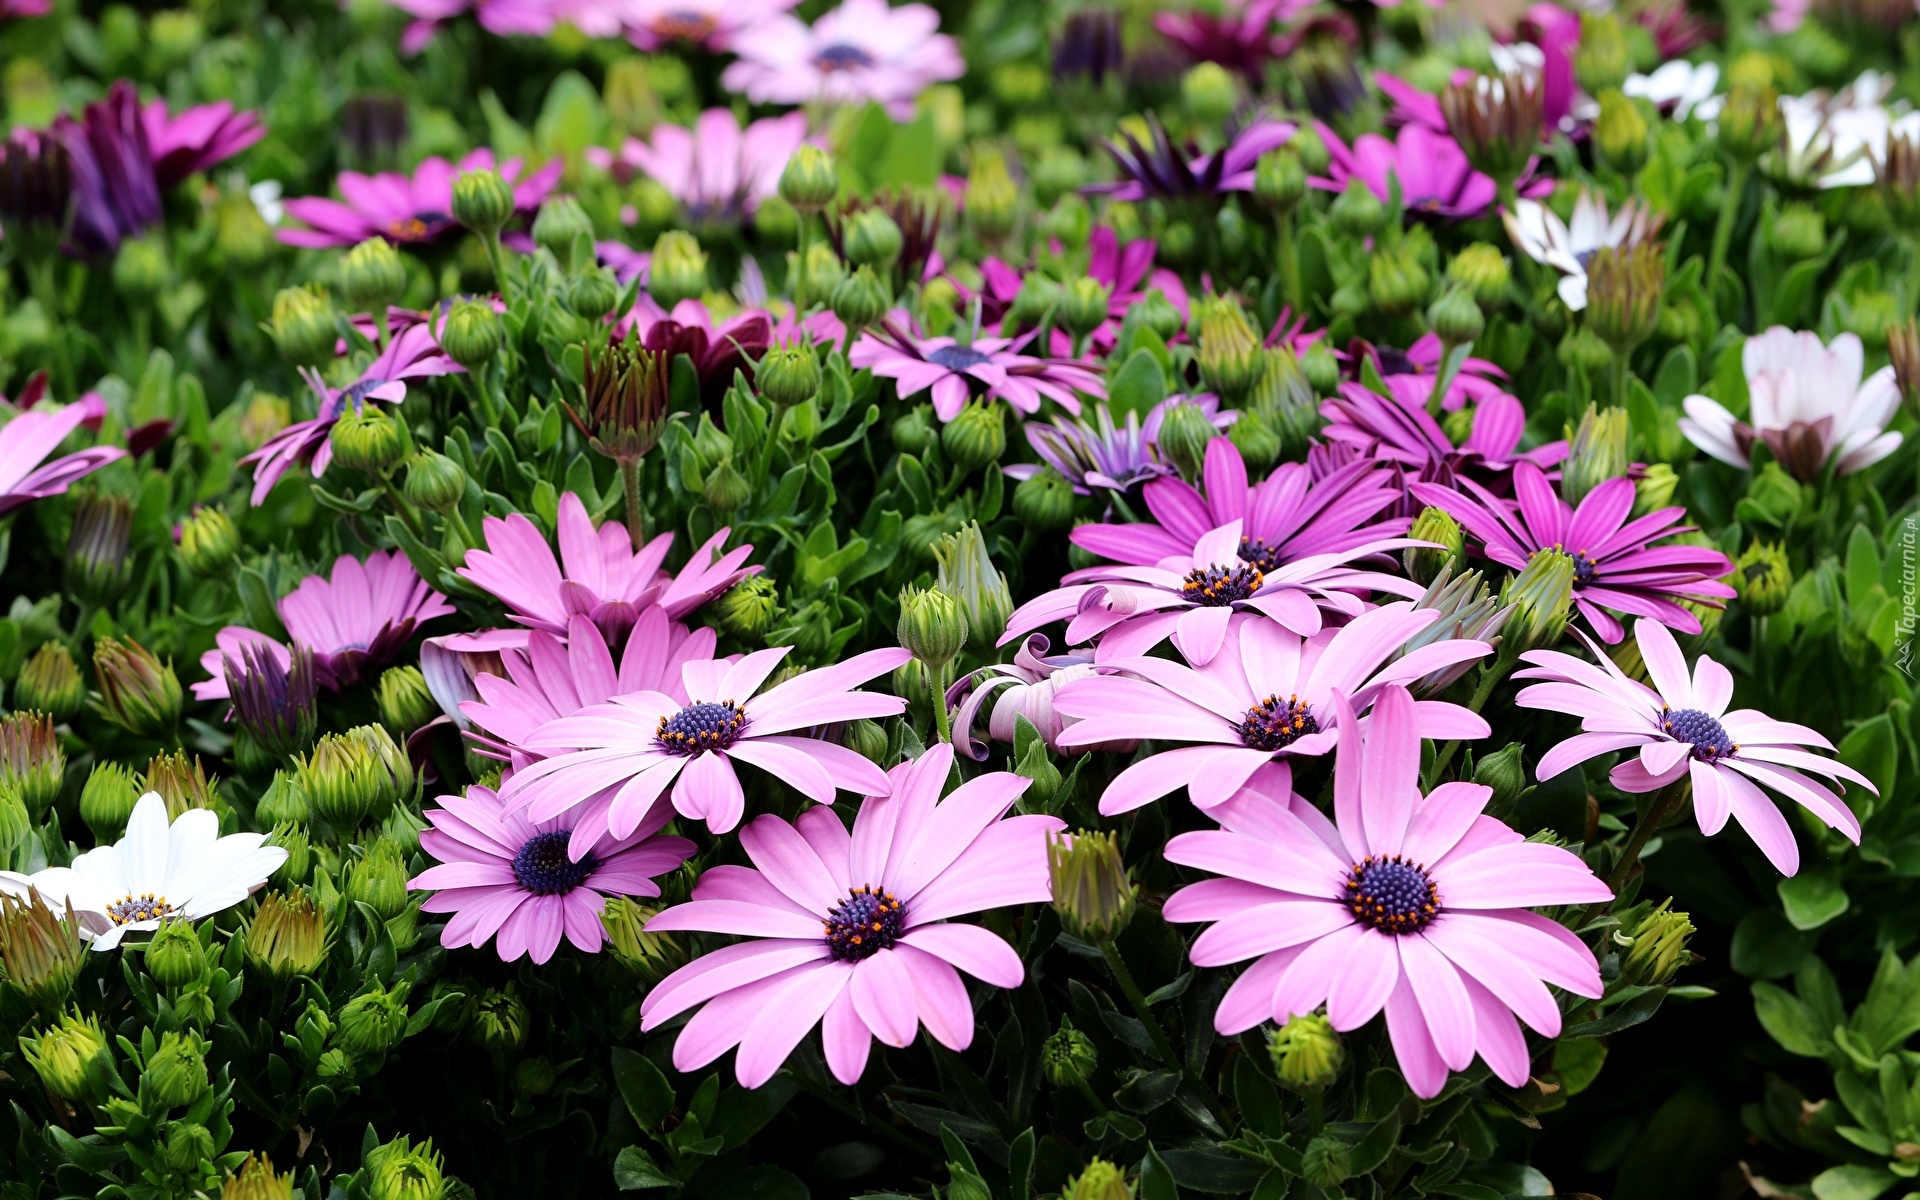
top-left (240, 320), bottom-right (463, 505)
top-left (459, 491), bottom-right (759, 647)
top-left (622, 0), bottom-right (796, 50)
top-left (498, 645), bottom-right (911, 837)
top-left (950, 635), bottom-right (1137, 760)
top-left (1321, 383), bottom-right (1567, 483)
top-left (1516, 619), bottom-right (1870, 876)
top-left (721, 0), bottom-right (964, 120)
top-left (1409, 463), bottom-right (1735, 644)
top-left (1162, 685), bottom-right (1608, 1098)
top-left (54, 81), bottom-right (162, 257)
top-left (278, 148), bottom-right (562, 248)
top-left (141, 96), bottom-right (263, 189)
top-left (638, 743), bottom-right (1063, 1087)
top-left (195, 550), bottom-right (454, 699)
top-left (1052, 605), bottom-right (1493, 813)
top-left (409, 783), bottom-right (695, 965)
top-left (1353, 334), bottom-right (1514, 414)
top-left (0, 389), bottom-right (125, 516)
top-left (1088, 115), bottom-right (1297, 203)
top-left (1312, 121), bottom-right (1551, 220)
top-left (588, 109), bottom-right (810, 223)
top-left (1156, 0), bottom-right (1309, 75)
top-left (383, 0), bottom-right (618, 54)
top-left (613, 297), bottom-right (773, 408)
top-left (851, 320), bottom-right (1106, 421)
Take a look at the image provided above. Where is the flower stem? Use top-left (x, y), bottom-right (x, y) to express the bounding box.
top-left (927, 663), bottom-right (953, 744)
top-left (484, 231), bottom-right (514, 308)
top-left (1604, 776), bottom-right (1691, 897)
top-left (1611, 352), bottom-right (1631, 410)
top-left (794, 215), bottom-right (813, 315)
top-left (1706, 160), bottom-right (1749, 299)
top-left (1276, 209), bottom-right (1302, 315)
top-left (1098, 939), bottom-right (1180, 1069)
top-left (1425, 654), bottom-right (1511, 787)
top-left (1075, 1077), bottom-right (1112, 1117)
top-left (620, 458), bottom-right (646, 549)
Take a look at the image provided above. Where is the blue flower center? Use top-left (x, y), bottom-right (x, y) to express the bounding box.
top-left (824, 886), bottom-right (906, 961)
top-left (1238, 693), bottom-right (1318, 751)
top-left (1661, 706), bottom-right (1736, 761)
top-left (512, 830), bottom-right (597, 895)
top-left (1181, 562), bottom-right (1265, 606)
top-left (928, 345), bottom-right (993, 371)
top-left (657, 700), bottom-right (747, 755)
top-left (1570, 550), bottom-right (1598, 586)
top-left (1344, 856), bottom-right (1438, 934)
top-left (1237, 535), bottom-right (1284, 574)
top-left (815, 43), bottom-right (874, 72)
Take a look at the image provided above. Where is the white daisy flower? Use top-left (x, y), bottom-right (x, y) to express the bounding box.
top-left (28, 793), bottom-right (287, 951)
top-left (1625, 60), bottom-right (1722, 122)
top-left (1773, 71), bottom-right (1909, 189)
top-left (1501, 188), bottom-right (1664, 311)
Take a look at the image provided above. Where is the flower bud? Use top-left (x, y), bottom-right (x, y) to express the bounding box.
top-left (335, 980), bottom-right (410, 1058)
top-left (1557, 325), bottom-right (1614, 375)
top-left (438, 297), bottom-right (502, 369)
top-left (93, 636), bottom-right (182, 738)
top-left (1403, 506), bottom-right (1465, 586)
top-left (1734, 541), bottom-right (1792, 617)
top-left (1014, 467), bottom-right (1077, 532)
top-left (113, 235), bottom-right (169, 299)
top-left (1194, 298), bottom-right (1265, 402)
top-left (1428, 285), bottom-right (1484, 348)
top-left (141, 1030), bottom-right (209, 1110)
top-left (452, 168), bottom-right (514, 237)
top-left (1369, 242), bottom-right (1431, 316)
top-left (892, 405), bottom-right (936, 456)
top-left (1302, 341), bottom-right (1341, 395)
top-left (1047, 830), bottom-right (1135, 943)
top-left (831, 265), bottom-right (890, 330)
top-left (1594, 90), bottom-right (1649, 177)
top-left (1253, 147), bottom-right (1307, 215)
top-left (64, 490), bottom-right (134, 607)
top-left (1768, 203), bottom-right (1826, 263)
top-left (1629, 463), bottom-right (1678, 519)
top-left (1448, 243), bottom-right (1512, 310)
top-left (942, 402), bottom-right (1006, 473)
top-left (1156, 398), bottom-right (1218, 481)
top-left (1064, 1160), bottom-right (1132, 1200)
top-left (1560, 405), bottom-right (1630, 508)
top-left (0, 711), bottom-right (62, 820)
top-left (366, 1134), bottom-right (445, 1200)
top-left (715, 574), bottom-right (780, 640)
top-left (239, 393), bottom-right (292, 450)
top-left (1058, 277), bottom-right (1112, 340)
top-left (965, 148), bottom-right (1019, 243)
top-left (842, 208), bottom-right (904, 269)
top-left (1268, 1011), bottom-right (1344, 1092)
top-left (578, 332), bottom-right (671, 468)
top-left (1892, 318), bottom-right (1920, 421)
top-left (1617, 899), bottom-right (1695, 987)
top-left (1042, 193), bottom-right (1092, 250)
top-left (1499, 548), bottom-right (1577, 655)
top-left (80, 761), bottom-right (141, 841)
top-left (758, 342), bottom-right (822, 408)
top-left (403, 451), bottom-right (467, 514)
top-left (602, 898), bottom-right (686, 983)
top-left (1441, 72), bottom-right (1544, 187)
top-left (16, 641), bottom-right (84, 723)
top-left (897, 585), bottom-right (969, 669)
top-left (243, 890), bottom-right (328, 982)
top-left (778, 144), bottom-right (840, 212)
top-left (1472, 742), bottom-right (1527, 812)
top-left (1227, 408), bottom-right (1281, 473)
top-left (145, 918), bottom-right (208, 989)
top-left (1181, 61), bottom-right (1239, 123)
top-left (532, 194), bottom-right (593, 272)
top-left (0, 892), bottom-right (86, 1012)
top-left (331, 406), bottom-right (407, 476)
top-left (214, 189), bottom-right (277, 267)
top-left (296, 725), bottom-right (411, 833)
top-left (793, 240), bottom-right (847, 304)
top-left (1717, 84), bottom-right (1781, 163)
top-left (1330, 177), bottom-right (1386, 238)
top-left (566, 263), bottom-right (620, 320)
top-left (1585, 243), bottom-right (1664, 355)
top-left (1575, 14), bottom-right (1631, 96)
top-left (256, 771), bottom-right (310, 827)
top-left (754, 194), bottom-right (799, 242)
top-left (349, 840), bottom-right (412, 921)
top-left (514, 1055), bottom-right (556, 1098)
top-left (1042, 1018), bottom-right (1097, 1087)
top-left (340, 237), bottom-right (409, 315)
top-left (1006, 273), bottom-right (1062, 330)
top-left (226, 640), bottom-right (318, 761)
top-left (1033, 147), bottom-right (1089, 207)
top-left (376, 665), bottom-right (437, 738)
top-left (934, 522), bottom-right (1013, 654)
top-left (1303, 1137), bottom-right (1352, 1190)
top-left (470, 986), bottom-right (528, 1053)
top-left (178, 505), bottom-right (240, 577)
top-left (23, 1010), bottom-right (112, 1104)
top-left (842, 717), bottom-right (889, 766)
top-left (223, 1153), bottom-right (295, 1200)
top-left (143, 749), bottom-right (219, 819)
top-left (268, 824), bottom-right (311, 889)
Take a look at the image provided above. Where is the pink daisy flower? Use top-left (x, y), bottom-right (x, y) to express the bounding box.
top-left (278, 148), bottom-right (562, 248)
top-left (1409, 462), bottom-right (1735, 644)
top-left (638, 743), bottom-right (1063, 1087)
top-left (949, 635), bottom-right (1137, 760)
top-left (409, 783), bottom-right (695, 965)
top-left (498, 644), bottom-right (912, 837)
top-left (195, 550), bottom-right (454, 700)
top-left (458, 490), bottom-right (759, 647)
top-left (1320, 383), bottom-right (1568, 484)
top-left (969, 227), bottom-right (1190, 355)
top-left (851, 320), bottom-right (1106, 422)
top-left (622, 0), bottom-right (797, 51)
top-left (1515, 618), bottom-right (1871, 876)
top-left (1311, 121), bottom-right (1551, 220)
top-left (1052, 605), bottom-right (1493, 813)
top-left (141, 97), bottom-right (263, 189)
top-left (588, 109), bottom-right (811, 223)
top-left (613, 297), bottom-right (774, 408)
top-left (0, 385), bottom-right (124, 516)
top-left (720, 0), bottom-right (964, 120)
top-left (1162, 685), bottom-right (1609, 1099)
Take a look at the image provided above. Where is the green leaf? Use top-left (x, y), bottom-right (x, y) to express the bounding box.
top-left (611, 1049), bottom-right (676, 1133)
top-left (1651, 345), bottom-right (1697, 406)
top-left (1564, 987), bottom-right (1666, 1038)
top-left (1554, 1036), bottom-right (1607, 1096)
top-left (874, 110), bottom-right (940, 188)
top-left (533, 70), bottom-right (606, 161)
top-left (1778, 869), bottom-right (1850, 931)
top-left (612, 1146), bottom-right (681, 1191)
top-left (1159, 1148), bottom-right (1270, 1194)
top-left (1108, 350), bottom-right (1167, 419)
top-left (1136, 1145), bottom-right (1179, 1200)
top-left (1345, 1111), bottom-right (1403, 1176)
top-left (1751, 981), bottom-right (1832, 1058)
top-left (710, 1076), bottom-right (797, 1150)
top-left (1811, 1165), bottom-right (1901, 1200)
top-left (1008, 1128), bottom-right (1035, 1200)
top-left (706, 1166), bottom-right (809, 1200)
top-left (1731, 907), bottom-right (1818, 979)
top-left (1840, 714), bottom-right (1899, 804)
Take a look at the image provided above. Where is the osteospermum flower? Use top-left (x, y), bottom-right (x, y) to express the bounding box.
top-left (499, 644), bottom-right (912, 837)
top-left (1313, 121), bottom-right (1550, 220)
top-left (278, 148), bottom-right (561, 248)
top-left (52, 81), bottom-right (163, 257)
top-left (639, 744), bottom-right (1063, 1087)
top-left (588, 109), bottom-right (810, 223)
top-left (1320, 383), bottom-right (1566, 484)
top-left (1088, 114), bottom-right (1298, 203)
top-left (409, 784), bottom-right (695, 965)
top-left (1517, 619), bottom-right (1871, 876)
top-left (141, 95), bottom-right (264, 189)
top-left (1770, 73), bottom-right (1901, 190)
top-left (1161, 686), bottom-right (1608, 1098)
top-left (1623, 60), bottom-right (1723, 123)
top-left (622, 0), bottom-right (795, 50)
top-left (1002, 397), bottom-right (1228, 499)
top-left (851, 321), bottom-right (1106, 421)
top-left (614, 298), bottom-right (773, 407)
top-left (720, 0), bottom-right (964, 119)
top-left (195, 550), bottom-right (454, 699)
top-left (1052, 605), bottom-right (1493, 812)
top-left (1503, 189), bottom-right (1664, 311)
top-left (0, 387), bottom-right (124, 515)
top-left (1349, 334), bottom-right (1512, 415)
top-left (459, 491), bottom-right (759, 647)
top-left (1410, 463), bottom-right (1735, 644)
top-left (1679, 327), bottom-right (1903, 482)
top-left (28, 793), bottom-right (287, 950)
top-left (950, 634), bottom-right (1137, 760)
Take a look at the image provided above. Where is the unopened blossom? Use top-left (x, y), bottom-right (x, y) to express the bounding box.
top-left (950, 635), bottom-right (1137, 759)
top-left (1503, 189), bottom-right (1664, 311)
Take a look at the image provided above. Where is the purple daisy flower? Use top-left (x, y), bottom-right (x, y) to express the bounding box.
top-left (1156, 0), bottom-right (1309, 75)
top-left (141, 95), bottom-right (263, 189)
top-left (613, 298), bottom-right (774, 409)
top-left (638, 743), bottom-right (1063, 1087)
top-left (1087, 114), bottom-right (1298, 203)
top-left (0, 385), bottom-right (125, 515)
top-left (1515, 618), bottom-right (1871, 877)
top-left (1052, 604), bottom-right (1493, 813)
top-left (1002, 397), bottom-right (1229, 498)
top-left (409, 783), bottom-right (696, 965)
top-left (1409, 462), bottom-right (1736, 644)
top-left (498, 644), bottom-right (912, 838)
top-left (588, 109), bottom-right (811, 223)
top-left (278, 148), bottom-right (561, 248)
top-left (54, 81), bottom-right (162, 257)
top-left (720, 0), bottom-right (964, 121)
top-left (949, 634), bottom-right (1138, 760)
top-left (1321, 382), bottom-right (1568, 484)
top-left (1312, 121), bottom-right (1551, 220)
top-left (622, 0), bottom-right (797, 51)
top-left (851, 319), bottom-right (1106, 421)
top-left (1162, 685), bottom-right (1608, 1099)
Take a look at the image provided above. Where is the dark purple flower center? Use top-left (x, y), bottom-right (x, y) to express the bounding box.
top-left (1237, 535), bottom-right (1284, 574)
top-left (1344, 855), bottom-right (1438, 934)
top-left (1182, 562), bottom-right (1265, 606)
top-left (928, 344), bottom-right (993, 371)
top-left (815, 43), bottom-right (875, 72)
top-left (657, 700), bottom-right (747, 755)
top-left (824, 885), bottom-right (906, 961)
top-left (1570, 550), bottom-right (1599, 586)
top-left (1238, 693), bottom-right (1318, 751)
top-left (107, 893), bottom-right (176, 925)
top-left (1661, 706), bottom-right (1736, 761)
top-left (651, 10), bottom-right (717, 39)
top-left (512, 830), bottom-right (597, 895)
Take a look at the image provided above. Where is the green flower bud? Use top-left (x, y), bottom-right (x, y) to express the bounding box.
top-left (1302, 341), bottom-right (1341, 395)
top-left (1473, 742), bottom-right (1528, 812)
top-left (255, 771), bottom-right (310, 828)
top-left (1181, 61), bottom-right (1239, 123)
top-left (842, 718), bottom-right (889, 765)
top-left (1269, 1011), bottom-right (1344, 1092)
top-left (330, 406), bottom-right (408, 476)
top-left (532, 194), bottom-right (593, 273)
top-left (366, 1134), bottom-right (445, 1200)
top-left (452, 168), bottom-right (515, 237)
top-left (1594, 90), bottom-right (1650, 177)
top-left (647, 229), bottom-right (708, 309)
top-left (1032, 146), bottom-right (1088, 207)
top-left (778, 398), bottom-right (819, 445)
top-left (1586, 244), bottom-right (1664, 356)
top-left (268, 824), bottom-right (311, 889)
top-left (214, 189), bottom-right (277, 267)
top-left (758, 342), bottom-right (822, 408)
top-left (178, 505), bottom-right (240, 577)
top-left (1747, 461), bottom-right (1803, 524)
top-left (1449, 243), bottom-right (1512, 310)
top-left (93, 636), bottom-right (182, 738)
top-left (335, 980), bottom-right (411, 1058)
top-left (296, 725), bottom-right (411, 833)
top-left (0, 892), bottom-right (86, 1013)
top-left (340, 237), bottom-right (409, 315)
top-left (16, 642), bottom-right (84, 723)
top-left (1156, 398), bottom-right (1218, 481)
top-left (347, 840), bottom-right (412, 922)
top-left (145, 918), bottom-right (208, 990)
top-left (1404, 506), bottom-right (1465, 586)
top-left (143, 749), bottom-right (219, 819)
top-left (141, 1030), bottom-right (210, 1110)
top-left (1331, 177), bottom-right (1386, 238)
top-left (1058, 277), bottom-right (1112, 340)
top-left (1042, 193), bottom-right (1092, 251)
top-left (965, 148), bottom-right (1020, 243)
top-left (601, 898), bottom-right (686, 983)
top-left (1047, 829), bottom-right (1135, 943)
top-left (892, 405), bottom-right (936, 456)
top-left (1042, 1017), bottom-right (1097, 1087)
top-left (1369, 242), bottom-right (1432, 316)
top-left (753, 194), bottom-right (799, 243)
top-left (842, 208), bottom-right (904, 269)
top-left (80, 761), bottom-right (141, 842)
top-left (64, 491), bottom-right (134, 607)
top-left (1841, 290), bottom-right (1900, 344)
top-left (23, 1010), bottom-right (112, 1104)
top-left (1428, 285), bottom-right (1485, 348)
top-left (1013, 467), bottom-right (1077, 532)
top-left (1575, 13), bottom-right (1631, 96)
top-left (1253, 147), bottom-right (1307, 215)
top-left (1718, 83), bottom-right (1781, 163)
top-left (1302, 1136), bottom-right (1352, 1190)
top-left (897, 585), bottom-right (970, 669)
top-left (239, 393), bottom-right (292, 451)
top-left (112, 235), bottom-right (169, 299)
top-left (566, 264), bottom-right (621, 321)
top-left (514, 1055), bottom-right (556, 1098)
top-left (403, 451), bottom-right (467, 514)
top-left (1558, 325), bottom-right (1614, 375)
top-left (701, 458), bottom-right (752, 513)
top-left (1064, 1159), bottom-right (1132, 1200)
top-left (1616, 899), bottom-right (1695, 987)
top-left (157, 1121), bottom-right (215, 1173)
top-left (243, 890), bottom-right (328, 982)
top-left (222, 1153), bottom-right (295, 1200)
top-left (934, 522), bottom-right (1013, 653)
top-left (1500, 549), bottom-right (1577, 654)
top-left (1227, 408), bottom-right (1282, 474)
top-left (778, 144), bottom-right (840, 212)
top-left (942, 402), bottom-right (1006, 473)
top-left (831, 265), bottom-right (890, 330)
top-left (439, 297), bottom-right (503, 369)
top-left (1560, 405), bottom-right (1630, 508)
top-left (792, 240), bottom-right (847, 304)
top-left (1767, 203), bottom-right (1826, 263)
top-left (0, 711), bottom-right (62, 820)
top-left (1735, 541), bottom-right (1792, 616)
top-left (715, 574), bottom-right (781, 640)
top-left (1129, 287), bottom-right (1181, 345)
top-left (1007, 273), bottom-right (1063, 329)
top-left (1631, 463), bottom-right (1678, 518)
top-left (376, 665), bottom-right (437, 738)
top-left (1194, 298), bottom-right (1265, 402)
top-left (470, 986), bottom-right (528, 1053)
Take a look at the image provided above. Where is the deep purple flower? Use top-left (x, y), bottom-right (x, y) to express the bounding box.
top-left (1410, 463), bottom-right (1736, 644)
top-left (0, 385), bottom-right (125, 515)
top-left (1312, 121), bottom-right (1551, 220)
top-left (1155, 0), bottom-right (1308, 75)
top-left (1003, 396), bottom-right (1230, 497)
top-left (613, 298), bottom-right (774, 409)
top-left (0, 127), bottom-right (75, 236)
top-left (53, 81), bottom-right (162, 257)
top-left (223, 640), bottom-right (318, 755)
top-left (1321, 382), bottom-right (1567, 485)
top-left (142, 96), bottom-right (263, 189)
top-left (279, 148), bottom-right (562, 248)
top-left (1088, 114), bottom-right (1297, 202)
top-left (851, 320), bottom-right (1105, 421)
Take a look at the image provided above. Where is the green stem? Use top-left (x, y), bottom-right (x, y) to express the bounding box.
top-left (28, 258), bottom-right (74, 398)
top-left (1306, 1091), bottom-right (1324, 1138)
top-left (1611, 352), bottom-right (1631, 409)
top-left (927, 662), bottom-right (952, 744)
top-left (1074, 1077), bottom-right (1112, 1117)
top-left (381, 478), bottom-right (426, 540)
top-left (794, 214), bottom-right (812, 315)
top-left (620, 458), bottom-right (645, 549)
top-left (1604, 776), bottom-right (1691, 897)
top-left (484, 230), bottom-right (513, 308)
top-left (1098, 940), bottom-right (1181, 1071)
top-left (1276, 209), bottom-right (1302, 315)
top-left (1425, 655), bottom-right (1510, 788)
top-left (1707, 159), bottom-right (1750, 296)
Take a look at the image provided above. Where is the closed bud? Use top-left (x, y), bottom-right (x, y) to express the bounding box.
top-left (1194, 297), bottom-right (1265, 402)
top-left (1014, 467), bottom-right (1077, 532)
top-left (532, 194), bottom-right (593, 272)
top-left (376, 665), bottom-right (437, 737)
top-left (1047, 830), bottom-right (1135, 943)
top-left (178, 505), bottom-right (240, 576)
top-left (451, 168), bottom-right (514, 237)
top-left (1227, 408), bottom-right (1281, 473)
top-left (1302, 1137), bottom-right (1352, 1190)
top-left (1594, 90), bottom-right (1649, 177)
top-left (335, 980), bottom-right (410, 1058)
top-left (601, 898), bottom-right (686, 983)
top-left (366, 1135), bottom-right (445, 1200)
top-left (1369, 242), bottom-right (1431, 316)
top-left (1269, 1011), bottom-right (1344, 1092)
top-left (0, 711), bottom-right (62, 820)
top-left (1632, 463), bottom-right (1678, 517)
top-left (267, 824), bottom-right (311, 889)
top-left (702, 458), bottom-right (752, 512)
top-left (330, 406), bottom-right (407, 475)
top-left (842, 718), bottom-right (889, 765)
top-left (1043, 1017), bottom-right (1097, 1087)
top-left (934, 522), bottom-right (1013, 653)
top-left (1892, 318), bottom-right (1920, 420)
top-left (64, 491), bottom-right (134, 606)
top-left (577, 331), bottom-right (671, 468)
top-left (141, 1029), bottom-right (209, 1110)
top-left (1330, 177), bottom-right (1386, 238)
top-left (778, 144), bottom-right (840, 212)
top-left (1181, 61), bottom-right (1239, 123)
top-left (942, 402), bottom-right (1006, 473)
top-left (842, 208), bottom-right (904, 269)
top-left (227, 641), bottom-right (318, 759)
top-left (16, 642), bottom-right (84, 722)
top-left (93, 636), bottom-right (182, 738)
top-left (965, 148), bottom-right (1019, 242)
top-left (1558, 324), bottom-right (1615, 375)
top-left (1768, 203), bottom-right (1827, 263)
top-left (24, 1010), bottom-right (112, 1104)
top-left (1428, 285), bottom-right (1484, 347)
top-left (143, 749), bottom-right (219, 819)
top-left (1033, 147), bottom-right (1089, 207)
top-left (754, 194), bottom-right (799, 242)
top-left (1616, 899), bottom-right (1695, 987)
top-left (514, 1055), bottom-right (556, 1098)
top-left (214, 189), bottom-right (276, 266)
top-left (758, 342), bottom-right (822, 408)
top-left (1585, 243), bottom-right (1664, 355)
top-left (1560, 405), bottom-right (1630, 507)
top-left (1253, 147), bottom-right (1307, 215)
top-left (348, 842), bottom-right (411, 924)
top-left (1302, 341), bottom-right (1341, 394)
top-left (1449, 243), bottom-right (1512, 310)
top-left (831, 265), bottom-right (890, 330)
top-left (1064, 1160), bottom-right (1132, 1200)
top-left (892, 405), bottom-right (936, 455)
top-left (296, 724), bottom-right (411, 832)
top-left (897, 585), bottom-right (970, 669)
top-left (0, 892), bottom-right (86, 1012)
top-left (255, 771), bottom-right (309, 827)
top-left (792, 241), bottom-right (846, 304)
top-left (1575, 14), bottom-right (1631, 95)
top-left (1441, 71), bottom-right (1544, 187)
top-left (948, 1165), bottom-right (993, 1200)
top-left (1008, 273), bottom-right (1062, 328)
top-left (566, 263), bottom-right (620, 320)
top-left (1058, 277), bottom-right (1112, 339)
top-left (403, 451), bottom-right (467, 513)
top-left (470, 986), bottom-right (528, 1053)
top-left (1404, 506), bottom-right (1465, 586)
top-left (715, 574), bottom-right (781, 640)
top-left (144, 918), bottom-right (208, 989)
top-left (1500, 548), bottom-right (1577, 654)
top-left (1735, 541), bottom-right (1792, 616)
top-left (1156, 398), bottom-right (1218, 481)
top-left (1042, 193), bottom-right (1092, 250)
top-left (439, 297), bottom-right (502, 369)
top-left (239, 393), bottom-right (292, 450)
top-left (243, 890), bottom-right (328, 982)
top-left (340, 237), bottom-right (409, 315)
top-left (223, 1153), bottom-right (295, 1200)
top-left (80, 761), bottom-right (141, 841)
top-left (1472, 742), bottom-right (1527, 811)
top-left (1717, 84), bottom-right (1781, 163)
top-left (112, 235), bottom-right (169, 299)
